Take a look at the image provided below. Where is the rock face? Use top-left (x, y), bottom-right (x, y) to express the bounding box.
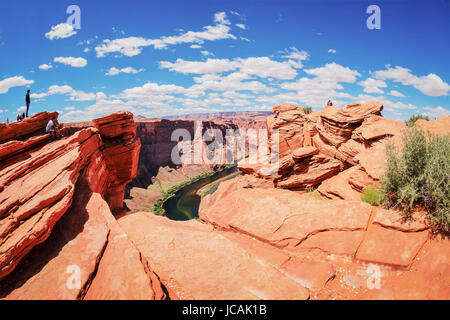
top-left (131, 119), bottom-right (238, 188)
top-left (239, 101), bottom-right (406, 193)
top-left (197, 177), bottom-right (449, 299)
top-left (0, 111), bottom-right (165, 300)
top-left (93, 111), bottom-right (141, 217)
top-left (1, 106), bottom-right (448, 300)
top-left (0, 112), bottom-right (58, 144)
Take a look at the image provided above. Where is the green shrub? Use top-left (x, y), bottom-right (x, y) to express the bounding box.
top-left (405, 114), bottom-right (429, 127)
top-left (381, 128), bottom-right (449, 232)
top-left (361, 184), bottom-right (382, 205)
top-left (306, 186), bottom-right (324, 200)
top-left (303, 106), bottom-right (313, 114)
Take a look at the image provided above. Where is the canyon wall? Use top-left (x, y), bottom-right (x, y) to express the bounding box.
top-left (0, 111), bottom-right (166, 299)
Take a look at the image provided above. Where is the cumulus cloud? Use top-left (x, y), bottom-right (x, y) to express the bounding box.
top-left (373, 65), bottom-right (450, 96)
top-left (236, 24), bottom-right (246, 29)
top-left (328, 49), bottom-right (336, 54)
top-left (29, 84), bottom-right (100, 102)
top-left (105, 67), bottom-right (144, 76)
top-left (279, 62), bottom-right (361, 107)
top-left (282, 47), bottom-right (309, 69)
top-left (0, 76), bottom-right (34, 94)
top-left (54, 56), bottom-right (87, 68)
top-left (201, 50), bottom-right (214, 56)
top-left (422, 106), bottom-right (450, 118)
top-left (358, 78), bottom-right (387, 94)
top-left (160, 51), bottom-right (305, 80)
top-left (160, 58), bottom-right (239, 74)
top-left (38, 63), bottom-right (53, 71)
top-left (389, 90), bottom-right (405, 97)
top-left (45, 23), bottom-right (77, 40)
top-left (237, 56), bottom-right (298, 80)
top-left (95, 12), bottom-right (237, 57)
top-left (304, 62), bottom-right (361, 83)
top-left (214, 12), bottom-right (231, 25)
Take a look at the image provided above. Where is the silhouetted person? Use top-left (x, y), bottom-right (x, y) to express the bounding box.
top-left (327, 100), bottom-right (333, 106)
top-left (25, 90), bottom-right (31, 118)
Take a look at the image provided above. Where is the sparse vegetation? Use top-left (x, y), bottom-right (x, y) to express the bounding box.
top-left (303, 106), bottom-right (313, 114)
top-left (361, 184), bottom-right (383, 206)
top-left (381, 128), bottom-right (449, 232)
top-left (405, 114), bottom-right (429, 127)
top-left (306, 186), bottom-right (324, 200)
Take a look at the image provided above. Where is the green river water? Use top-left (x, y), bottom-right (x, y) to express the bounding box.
top-left (162, 166), bottom-right (238, 221)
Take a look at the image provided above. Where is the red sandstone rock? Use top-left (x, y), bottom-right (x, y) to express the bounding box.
top-left (352, 115), bottom-right (406, 141)
top-left (292, 146), bottom-right (319, 161)
top-left (276, 155), bottom-right (342, 189)
top-left (356, 224), bottom-right (429, 267)
top-left (317, 166), bottom-right (363, 201)
top-left (84, 196), bottom-right (167, 300)
top-left (119, 212), bottom-right (310, 300)
top-left (415, 116), bottom-right (450, 136)
top-left (0, 112), bottom-right (58, 144)
top-left (200, 184), bottom-right (372, 248)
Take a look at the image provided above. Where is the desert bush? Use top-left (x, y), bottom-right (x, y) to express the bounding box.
top-left (306, 186), bottom-right (324, 200)
top-left (405, 114), bottom-right (429, 127)
top-left (303, 106), bottom-right (313, 114)
top-left (381, 128), bottom-right (449, 231)
top-left (361, 184), bottom-right (382, 205)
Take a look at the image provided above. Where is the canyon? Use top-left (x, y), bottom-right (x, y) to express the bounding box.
top-left (0, 103), bottom-right (448, 300)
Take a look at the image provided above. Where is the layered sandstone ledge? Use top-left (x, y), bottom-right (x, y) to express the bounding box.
top-left (0, 111), bottom-right (166, 299)
top-left (0, 107), bottom-right (448, 300)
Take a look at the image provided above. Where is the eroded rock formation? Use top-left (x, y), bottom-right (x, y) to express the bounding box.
top-left (0, 111), bottom-right (166, 299)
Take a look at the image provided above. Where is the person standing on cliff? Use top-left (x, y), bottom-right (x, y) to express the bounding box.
top-left (25, 90), bottom-right (31, 118)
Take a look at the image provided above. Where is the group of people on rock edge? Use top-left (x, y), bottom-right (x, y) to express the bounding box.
top-left (14, 89), bottom-right (65, 139)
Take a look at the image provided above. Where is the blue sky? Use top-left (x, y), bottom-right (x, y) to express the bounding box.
top-left (0, 0), bottom-right (448, 122)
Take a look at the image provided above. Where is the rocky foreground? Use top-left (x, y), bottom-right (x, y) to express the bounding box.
top-left (0, 104), bottom-right (448, 300)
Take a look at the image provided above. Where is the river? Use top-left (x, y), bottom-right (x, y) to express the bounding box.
top-left (162, 166), bottom-right (239, 221)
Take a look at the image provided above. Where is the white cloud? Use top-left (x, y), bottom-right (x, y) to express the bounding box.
top-left (105, 66), bottom-right (144, 76)
top-left (282, 47), bottom-right (309, 69)
top-left (373, 65), bottom-right (450, 96)
top-left (238, 56), bottom-right (298, 80)
top-left (54, 56), bottom-right (87, 68)
top-left (160, 54), bottom-right (301, 80)
top-left (236, 24), bottom-right (246, 30)
top-left (190, 44), bottom-right (202, 49)
top-left (358, 78), bottom-right (387, 94)
top-left (422, 106), bottom-right (450, 118)
top-left (304, 62), bottom-right (361, 83)
top-left (38, 63), bottom-right (53, 70)
top-left (95, 12), bottom-right (236, 57)
top-left (0, 76), bottom-right (34, 94)
top-left (160, 58), bottom-right (239, 74)
top-left (328, 49), bottom-right (336, 54)
top-left (200, 50), bottom-right (214, 56)
top-left (45, 23), bottom-right (77, 40)
top-left (17, 106), bottom-right (26, 112)
top-left (279, 62), bottom-right (360, 107)
top-left (389, 90), bottom-right (405, 97)
top-left (214, 12), bottom-right (231, 25)
top-left (84, 47), bottom-right (90, 53)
